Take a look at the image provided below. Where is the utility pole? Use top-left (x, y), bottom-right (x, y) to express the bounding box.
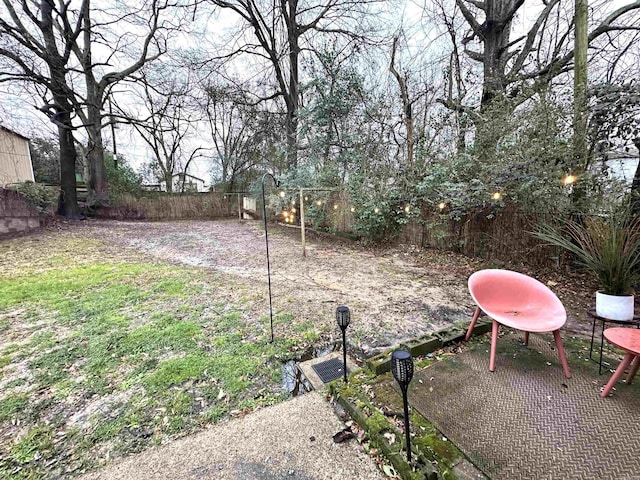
top-left (109, 97), bottom-right (118, 169)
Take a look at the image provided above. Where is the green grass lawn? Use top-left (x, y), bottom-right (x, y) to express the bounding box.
top-left (0, 236), bottom-right (306, 479)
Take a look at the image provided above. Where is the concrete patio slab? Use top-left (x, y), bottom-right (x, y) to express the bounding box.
top-left (80, 392), bottom-right (383, 480)
top-left (402, 332), bottom-right (640, 479)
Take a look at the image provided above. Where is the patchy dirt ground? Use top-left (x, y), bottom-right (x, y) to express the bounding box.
top-left (69, 218), bottom-right (596, 355)
top-left (0, 218), bottom-right (601, 479)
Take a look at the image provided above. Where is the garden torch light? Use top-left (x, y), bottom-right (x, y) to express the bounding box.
top-left (336, 306), bottom-right (350, 383)
top-left (391, 350), bottom-right (414, 462)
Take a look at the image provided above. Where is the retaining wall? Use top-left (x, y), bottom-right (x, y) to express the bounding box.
top-left (0, 188), bottom-right (43, 236)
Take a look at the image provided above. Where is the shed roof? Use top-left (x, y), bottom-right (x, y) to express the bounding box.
top-left (173, 172), bottom-right (205, 183)
top-left (0, 125), bottom-right (30, 141)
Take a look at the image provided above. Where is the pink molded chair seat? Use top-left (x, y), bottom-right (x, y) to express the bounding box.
top-left (465, 269), bottom-right (571, 378)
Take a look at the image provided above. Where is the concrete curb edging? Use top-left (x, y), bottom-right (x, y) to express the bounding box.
top-left (330, 388), bottom-right (439, 480)
top-left (365, 319), bottom-right (493, 375)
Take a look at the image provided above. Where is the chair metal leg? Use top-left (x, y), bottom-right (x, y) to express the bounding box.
top-left (524, 332), bottom-right (529, 346)
top-left (553, 330), bottom-right (571, 379)
top-left (489, 320), bottom-right (499, 372)
top-left (465, 306), bottom-right (481, 341)
top-left (627, 356), bottom-right (640, 385)
top-left (602, 353), bottom-right (634, 397)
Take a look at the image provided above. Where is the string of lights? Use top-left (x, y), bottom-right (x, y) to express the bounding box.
top-left (272, 173), bottom-right (577, 222)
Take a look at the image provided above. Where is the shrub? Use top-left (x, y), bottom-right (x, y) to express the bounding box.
top-left (105, 155), bottom-right (143, 202)
top-left (9, 181), bottom-right (59, 216)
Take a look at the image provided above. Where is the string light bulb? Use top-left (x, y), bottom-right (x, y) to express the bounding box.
top-left (291, 207), bottom-right (296, 213)
top-left (374, 207), bottom-right (380, 214)
top-left (563, 174), bottom-right (576, 185)
top-left (279, 191), bottom-right (285, 198)
top-left (350, 207), bottom-right (355, 212)
top-left (404, 206), bottom-right (410, 213)
top-left (291, 200), bottom-right (295, 205)
top-left (304, 196), bottom-right (308, 201)
top-left (316, 200), bottom-right (322, 206)
top-left (334, 204), bottom-right (338, 210)
top-left (492, 192), bottom-right (502, 201)
top-left (438, 202), bottom-right (446, 210)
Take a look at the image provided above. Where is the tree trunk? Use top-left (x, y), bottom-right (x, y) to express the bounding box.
top-left (83, 0), bottom-right (109, 206)
top-left (480, 2), bottom-right (513, 109)
top-left (86, 103), bottom-right (109, 205)
top-left (573, 0), bottom-right (589, 169)
top-left (222, 161), bottom-right (228, 184)
top-left (165, 171), bottom-right (173, 193)
top-left (474, 1), bottom-right (517, 160)
top-left (285, 0), bottom-right (299, 169)
top-left (41, 0), bottom-right (82, 219)
top-left (570, 0), bottom-right (589, 211)
top-left (57, 114), bottom-right (82, 219)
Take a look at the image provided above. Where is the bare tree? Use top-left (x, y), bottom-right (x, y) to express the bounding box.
top-left (125, 69), bottom-right (205, 193)
top-left (454, 0), bottom-right (640, 108)
top-left (436, 0), bottom-right (472, 153)
top-left (388, 33), bottom-right (438, 168)
top-left (207, 0), bottom-right (386, 169)
top-left (0, 0), bottom-right (86, 218)
top-left (71, 0), bottom-right (178, 205)
top-left (0, 0), bottom-right (184, 210)
top-left (203, 84), bottom-right (269, 191)
top-left (389, 34), bottom-right (416, 167)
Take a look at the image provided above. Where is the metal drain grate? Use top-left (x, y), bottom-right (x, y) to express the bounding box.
top-left (312, 357), bottom-right (347, 384)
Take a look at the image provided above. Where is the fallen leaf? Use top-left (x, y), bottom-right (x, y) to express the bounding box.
top-left (383, 464), bottom-right (397, 477)
top-left (383, 432), bottom-right (396, 445)
top-left (333, 428), bottom-right (354, 443)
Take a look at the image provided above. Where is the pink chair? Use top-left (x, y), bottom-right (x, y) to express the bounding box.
top-left (465, 269), bottom-right (571, 378)
top-left (600, 327), bottom-right (640, 397)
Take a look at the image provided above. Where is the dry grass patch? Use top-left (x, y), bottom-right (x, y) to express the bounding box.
top-left (0, 236), bottom-right (308, 479)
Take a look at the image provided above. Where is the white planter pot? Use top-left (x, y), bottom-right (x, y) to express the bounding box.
top-left (595, 291), bottom-right (635, 321)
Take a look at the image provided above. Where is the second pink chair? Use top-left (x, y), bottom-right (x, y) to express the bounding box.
top-left (465, 269), bottom-right (571, 378)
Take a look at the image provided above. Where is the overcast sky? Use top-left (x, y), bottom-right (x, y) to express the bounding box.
top-left (0, 0), bottom-right (635, 186)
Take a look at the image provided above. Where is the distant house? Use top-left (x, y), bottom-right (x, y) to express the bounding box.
top-left (0, 126), bottom-right (34, 186)
top-left (602, 147), bottom-right (639, 186)
top-left (162, 172), bottom-right (206, 193)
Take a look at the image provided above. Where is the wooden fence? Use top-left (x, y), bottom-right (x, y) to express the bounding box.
top-left (103, 192), bottom-right (237, 220)
top-left (319, 194), bottom-right (562, 267)
top-left (399, 206), bottom-right (561, 267)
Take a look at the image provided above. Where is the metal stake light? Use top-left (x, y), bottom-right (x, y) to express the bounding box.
top-left (391, 350), bottom-right (414, 462)
top-left (336, 306), bottom-right (351, 383)
top-left (261, 172), bottom-right (279, 343)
